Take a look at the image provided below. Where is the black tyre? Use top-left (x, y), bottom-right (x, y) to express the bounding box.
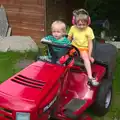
top-left (91, 79), bottom-right (112, 116)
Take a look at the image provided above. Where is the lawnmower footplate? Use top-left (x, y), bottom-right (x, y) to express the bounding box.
top-left (64, 98), bottom-right (86, 119)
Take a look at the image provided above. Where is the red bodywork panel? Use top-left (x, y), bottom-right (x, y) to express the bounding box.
top-left (0, 61), bottom-right (65, 120)
top-left (53, 64), bottom-right (106, 120)
top-left (0, 60), bottom-right (106, 120)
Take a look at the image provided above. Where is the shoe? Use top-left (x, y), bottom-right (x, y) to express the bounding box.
top-left (59, 55), bottom-right (69, 64)
top-left (88, 78), bottom-right (100, 86)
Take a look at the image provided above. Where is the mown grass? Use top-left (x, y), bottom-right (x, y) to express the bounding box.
top-left (0, 51), bottom-right (37, 83)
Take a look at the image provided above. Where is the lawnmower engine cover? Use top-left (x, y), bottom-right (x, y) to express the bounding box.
top-left (0, 60), bottom-right (65, 120)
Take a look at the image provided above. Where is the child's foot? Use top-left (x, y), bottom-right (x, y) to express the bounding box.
top-left (59, 55), bottom-right (69, 64)
top-left (88, 78), bottom-right (99, 86)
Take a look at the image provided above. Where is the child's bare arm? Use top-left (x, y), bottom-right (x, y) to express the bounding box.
top-left (88, 39), bottom-right (94, 62)
top-left (67, 26), bottom-right (74, 41)
top-left (88, 39), bottom-right (93, 56)
top-left (67, 35), bottom-right (73, 41)
top-left (41, 36), bottom-right (52, 43)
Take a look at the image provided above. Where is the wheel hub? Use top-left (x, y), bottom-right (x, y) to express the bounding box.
top-left (105, 90), bottom-right (111, 108)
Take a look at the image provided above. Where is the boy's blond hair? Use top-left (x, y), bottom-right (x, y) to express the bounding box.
top-left (51, 20), bottom-right (66, 33)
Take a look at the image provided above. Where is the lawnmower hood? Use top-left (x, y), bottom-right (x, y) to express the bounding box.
top-left (0, 61), bottom-right (66, 110)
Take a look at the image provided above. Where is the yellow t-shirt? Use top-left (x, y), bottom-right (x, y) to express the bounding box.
top-left (68, 25), bottom-right (95, 48)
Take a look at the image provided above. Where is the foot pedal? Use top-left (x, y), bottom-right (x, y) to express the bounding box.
top-left (64, 98), bottom-right (86, 119)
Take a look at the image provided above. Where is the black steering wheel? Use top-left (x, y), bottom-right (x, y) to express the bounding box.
top-left (41, 40), bottom-right (72, 63)
top-left (41, 40), bottom-right (83, 65)
top-left (41, 40), bottom-right (80, 57)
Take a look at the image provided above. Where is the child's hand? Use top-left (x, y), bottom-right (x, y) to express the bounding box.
top-left (89, 56), bottom-right (94, 63)
top-left (41, 38), bottom-right (52, 43)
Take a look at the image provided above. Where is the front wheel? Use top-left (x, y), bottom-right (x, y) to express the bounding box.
top-left (91, 79), bottom-right (112, 116)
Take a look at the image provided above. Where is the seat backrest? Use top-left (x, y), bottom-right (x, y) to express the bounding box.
top-left (92, 39), bottom-right (117, 78)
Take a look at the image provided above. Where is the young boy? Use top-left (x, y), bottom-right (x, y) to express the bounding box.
top-left (41, 20), bottom-right (71, 60)
top-left (68, 9), bottom-right (99, 86)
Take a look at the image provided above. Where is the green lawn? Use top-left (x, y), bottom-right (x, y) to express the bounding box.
top-left (93, 53), bottom-right (120, 120)
top-left (0, 51), bottom-right (120, 120)
top-left (0, 51), bottom-right (37, 83)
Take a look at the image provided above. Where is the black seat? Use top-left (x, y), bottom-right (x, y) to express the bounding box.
top-left (93, 40), bottom-right (117, 79)
top-left (93, 40), bottom-right (117, 66)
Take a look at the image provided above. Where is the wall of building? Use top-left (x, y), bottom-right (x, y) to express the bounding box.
top-left (0, 0), bottom-right (46, 44)
top-left (46, 0), bottom-right (67, 34)
top-left (46, 0), bottom-right (85, 34)
top-left (65, 0), bottom-right (85, 25)
top-left (0, 0), bottom-right (85, 43)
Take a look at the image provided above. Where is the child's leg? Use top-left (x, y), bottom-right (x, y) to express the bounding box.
top-left (80, 51), bottom-right (99, 86)
top-left (80, 51), bottom-right (92, 79)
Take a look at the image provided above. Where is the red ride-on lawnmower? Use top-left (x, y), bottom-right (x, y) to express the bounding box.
top-left (0, 39), bottom-right (117, 120)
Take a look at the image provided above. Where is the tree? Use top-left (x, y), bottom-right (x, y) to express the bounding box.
top-left (84, 0), bottom-right (109, 20)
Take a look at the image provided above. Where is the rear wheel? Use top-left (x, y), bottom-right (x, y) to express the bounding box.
top-left (91, 79), bottom-right (112, 116)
